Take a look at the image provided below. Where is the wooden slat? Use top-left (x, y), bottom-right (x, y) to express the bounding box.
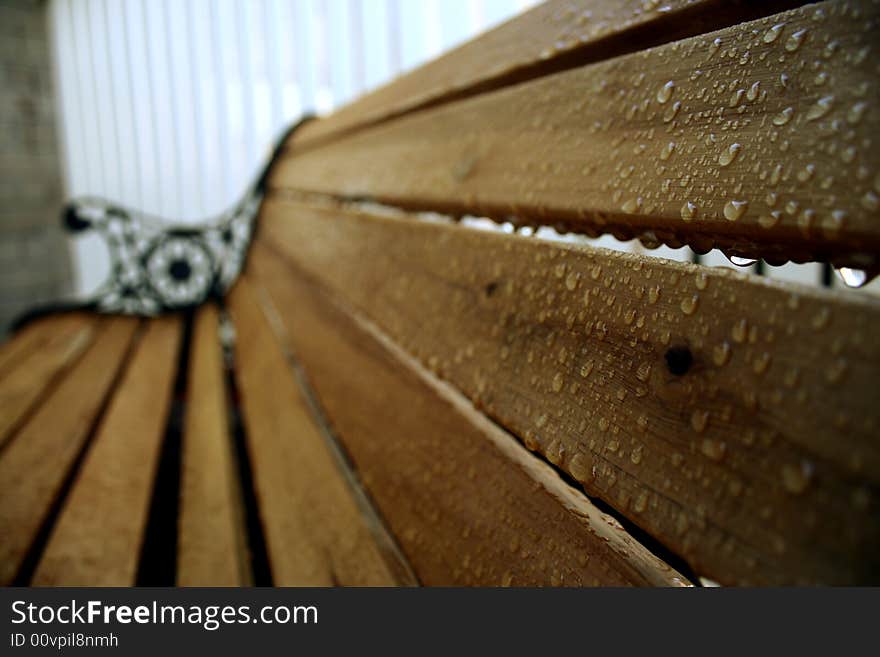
top-left (32, 316), bottom-right (181, 586)
top-left (291, 0), bottom-right (803, 149)
top-left (257, 198), bottom-right (880, 585)
top-left (0, 314), bottom-right (95, 448)
top-left (0, 317), bottom-right (139, 585)
top-left (0, 315), bottom-right (65, 377)
top-left (248, 246), bottom-right (688, 587)
top-left (273, 0), bottom-right (880, 268)
top-left (226, 277), bottom-right (407, 586)
top-left (177, 304), bottom-right (249, 586)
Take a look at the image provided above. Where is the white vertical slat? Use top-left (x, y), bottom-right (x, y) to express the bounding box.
top-left (49, 0), bottom-right (85, 196)
top-left (292, 0), bottom-right (320, 114)
top-left (398, 0), bottom-right (428, 71)
top-left (70, 0), bottom-right (104, 193)
top-left (104, 0), bottom-right (142, 210)
top-left (360, 0), bottom-right (393, 90)
top-left (265, 0), bottom-right (286, 130)
top-left (237, 0), bottom-right (258, 174)
top-left (87, 0), bottom-right (122, 201)
top-left (325, 0), bottom-right (355, 106)
top-left (348, 0), bottom-right (366, 97)
top-left (183, 0), bottom-right (207, 216)
top-left (439, 0), bottom-right (473, 51)
top-left (208, 0), bottom-right (233, 207)
top-left (122, 0), bottom-right (160, 214)
top-left (143, 0), bottom-right (180, 215)
top-left (312, 1), bottom-right (335, 112)
top-left (386, 0), bottom-right (403, 76)
top-left (165, 0), bottom-right (200, 220)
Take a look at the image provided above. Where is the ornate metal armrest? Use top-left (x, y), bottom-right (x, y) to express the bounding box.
top-left (12, 116), bottom-right (313, 329)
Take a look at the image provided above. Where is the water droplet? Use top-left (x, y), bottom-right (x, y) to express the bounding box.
top-left (633, 491), bottom-right (649, 514)
top-left (569, 453), bottom-right (593, 483)
top-left (712, 342), bottom-right (731, 366)
top-left (796, 164), bottom-right (815, 182)
top-left (680, 201), bottom-right (697, 222)
top-left (662, 100), bottom-right (681, 122)
top-left (657, 80), bottom-right (675, 104)
top-left (729, 255), bottom-right (756, 267)
top-left (622, 197), bottom-right (643, 213)
top-left (690, 409), bottom-right (709, 433)
top-left (565, 271), bottom-right (579, 291)
top-left (731, 319), bottom-right (748, 343)
top-left (835, 267), bottom-right (871, 288)
top-left (752, 352), bottom-right (771, 375)
top-left (718, 143), bottom-right (742, 167)
top-left (781, 461), bottom-right (813, 494)
top-left (723, 199), bottom-right (748, 221)
top-left (806, 95), bottom-right (834, 121)
top-left (862, 191), bottom-right (879, 211)
top-left (647, 286), bottom-right (660, 304)
top-left (680, 294), bottom-right (699, 315)
top-left (729, 88), bottom-right (745, 108)
top-left (758, 211), bottom-right (782, 229)
top-left (847, 101), bottom-right (867, 124)
top-left (772, 107), bottom-right (794, 126)
top-left (660, 141), bottom-right (676, 161)
top-left (821, 209), bottom-right (846, 237)
top-left (763, 23), bottom-right (785, 43)
top-left (630, 445), bottom-right (643, 465)
top-left (551, 372), bottom-right (564, 392)
top-left (746, 80), bottom-right (761, 102)
top-left (701, 438), bottom-right (726, 462)
top-left (784, 28), bottom-right (807, 52)
top-left (579, 361), bottom-right (593, 379)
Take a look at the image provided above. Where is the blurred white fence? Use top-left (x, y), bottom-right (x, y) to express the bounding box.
top-left (49, 0), bottom-right (537, 292)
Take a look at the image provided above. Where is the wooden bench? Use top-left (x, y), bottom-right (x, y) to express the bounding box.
top-left (1, 0), bottom-right (878, 586)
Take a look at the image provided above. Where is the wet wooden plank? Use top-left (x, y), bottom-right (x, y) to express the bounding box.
top-left (226, 277), bottom-right (408, 586)
top-left (31, 316), bottom-right (182, 586)
top-left (0, 317), bottom-right (140, 585)
top-left (0, 314), bottom-right (96, 449)
top-left (273, 1), bottom-right (880, 269)
top-left (291, 0), bottom-right (802, 149)
top-left (257, 199), bottom-right (880, 585)
top-left (247, 247), bottom-right (689, 587)
top-left (177, 304), bottom-right (249, 586)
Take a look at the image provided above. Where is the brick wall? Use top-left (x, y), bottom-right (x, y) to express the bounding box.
top-left (0, 0), bottom-right (72, 335)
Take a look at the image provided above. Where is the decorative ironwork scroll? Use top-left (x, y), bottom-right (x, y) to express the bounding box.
top-left (15, 116), bottom-right (312, 326)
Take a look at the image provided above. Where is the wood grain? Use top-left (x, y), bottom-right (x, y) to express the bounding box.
top-left (248, 246), bottom-right (689, 587)
top-left (273, 0), bottom-right (880, 268)
top-left (0, 316), bottom-right (139, 585)
top-left (258, 198), bottom-right (880, 585)
top-left (177, 304), bottom-right (249, 586)
top-left (290, 0), bottom-right (803, 149)
top-left (0, 313), bottom-right (95, 448)
top-left (227, 277), bottom-right (406, 586)
top-left (0, 314), bottom-right (68, 377)
top-left (32, 316), bottom-right (181, 586)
